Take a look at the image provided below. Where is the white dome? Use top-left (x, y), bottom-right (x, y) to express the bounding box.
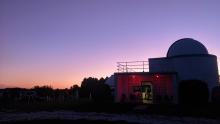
top-left (167, 38), bottom-right (208, 57)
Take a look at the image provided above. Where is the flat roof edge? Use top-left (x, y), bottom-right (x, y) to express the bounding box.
top-left (148, 54), bottom-right (217, 61)
top-left (114, 72), bottom-right (177, 75)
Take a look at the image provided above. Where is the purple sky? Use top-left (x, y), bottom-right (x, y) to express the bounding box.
top-left (1, 0), bottom-right (220, 88)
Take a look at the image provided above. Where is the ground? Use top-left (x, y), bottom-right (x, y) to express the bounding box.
top-left (0, 111), bottom-right (220, 124)
top-left (1, 101), bottom-right (220, 124)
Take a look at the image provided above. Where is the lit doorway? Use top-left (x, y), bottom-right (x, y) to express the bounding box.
top-left (141, 82), bottom-right (153, 104)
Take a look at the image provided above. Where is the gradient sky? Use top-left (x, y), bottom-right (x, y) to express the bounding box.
top-left (1, 0), bottom-right (220, 89)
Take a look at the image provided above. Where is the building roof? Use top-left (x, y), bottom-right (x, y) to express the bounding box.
top-left (167, 38), bottom-right (208, 57)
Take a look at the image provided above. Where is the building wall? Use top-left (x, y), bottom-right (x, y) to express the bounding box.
top-left (115, 73), bottom-right (175, 104)
top-left (149, 57), bottom-right (173, 73)
top-left (149, 55), bottom-right (219, 102)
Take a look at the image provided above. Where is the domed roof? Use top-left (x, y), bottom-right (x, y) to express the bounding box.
top-left (167, 38), bottom-right (208, 57)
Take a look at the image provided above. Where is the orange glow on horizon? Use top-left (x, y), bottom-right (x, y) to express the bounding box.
top-left (0, 81), bottom-right (76, 89)
top-left (0, 65), bottom-right (115, 89)
top-left (0, 81), bottom-right (82, 89)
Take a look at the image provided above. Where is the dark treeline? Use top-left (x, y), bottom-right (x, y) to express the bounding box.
top-left (80, 77), bottom-right (113, 101)
top-left (0, 77), bottom-right (113, 104)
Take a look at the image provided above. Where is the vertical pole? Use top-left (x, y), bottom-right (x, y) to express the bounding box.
top-left (117, 63), bottom-right (119, 72)
top-left (126, 62), bottom-right (128, 72)
top-left (143, 61), bottom-right (144, 72)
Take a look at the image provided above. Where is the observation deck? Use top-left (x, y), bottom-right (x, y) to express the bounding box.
top-left (117, 61), bottom-right (149, 72)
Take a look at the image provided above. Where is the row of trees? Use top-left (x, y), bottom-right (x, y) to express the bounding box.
top-left (0, 77), bottom-right (113, 103)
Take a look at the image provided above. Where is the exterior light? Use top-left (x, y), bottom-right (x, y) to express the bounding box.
top-left (132, 75), bottom-right (136, 79)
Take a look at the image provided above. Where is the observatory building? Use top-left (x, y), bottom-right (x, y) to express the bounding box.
top-left (107, 38), bottom-right (219, 104)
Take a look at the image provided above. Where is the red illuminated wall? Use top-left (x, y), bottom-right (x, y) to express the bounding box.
top-left (115, 73), bottom-right (175, 103)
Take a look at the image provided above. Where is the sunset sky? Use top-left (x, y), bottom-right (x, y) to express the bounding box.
top-left (1, 0), bottom-right (220, 89)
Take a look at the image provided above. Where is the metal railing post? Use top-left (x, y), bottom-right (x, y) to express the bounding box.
top-left (126, 62), bottom-right (128, 72)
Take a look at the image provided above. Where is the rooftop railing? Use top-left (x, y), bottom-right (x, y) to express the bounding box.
top-left (117, 61), bottom-right (149, 72)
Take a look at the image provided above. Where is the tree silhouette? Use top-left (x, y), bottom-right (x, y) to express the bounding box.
top-left (178, 80), bottom-right (209, 106)
top-left (79, 77), bottom-right (112, 102)
top-left (70, 84), bottom-right (79, 100)
top-left (32, 85), bottom-right (54, 101)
